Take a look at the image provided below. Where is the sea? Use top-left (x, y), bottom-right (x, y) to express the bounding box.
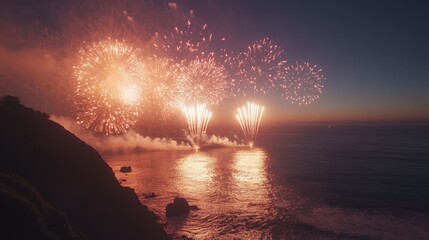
top-left (106, 124), bottom-right (429, 239)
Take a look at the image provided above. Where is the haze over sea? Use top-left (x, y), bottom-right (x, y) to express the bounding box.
top-left (107, 123), bottom-right (429, 239)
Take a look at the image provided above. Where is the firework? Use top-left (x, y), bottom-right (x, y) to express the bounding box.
top-left (74, 39), bottom-right (146, 135)
top-left (152, 18), bottom-right (228, 106)
top-left (182, 104), bottom-right (212, 147)
top-left (281, 61), bottom-right (325, 105)
top-left (153, 20), bottom-right (215, 64)
top-left (217, 49), bottom-right (241, 96)
top-left (230, 38), bottom-right (287, 96)
top-left (236, 102), bottom-right (264, 146)
top-left (177, 57), bottom-right (228, 105)
top-left (143, 57), bottom-right (180, 119)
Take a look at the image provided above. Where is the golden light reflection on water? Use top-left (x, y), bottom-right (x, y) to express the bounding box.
top-left (233, 148), bottom-right (267, 184)
top-left (232, 148), bottom-right (269, 206)
top-left (177, 152), bottom-right (215, 197)
top-left (170, 148), bottom-right (271, 238)
top-left (108, 148), bottom-right (272, 238)
top-left (175, 148), bottom-right (270, 208)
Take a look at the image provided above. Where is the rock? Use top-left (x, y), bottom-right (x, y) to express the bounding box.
top-left (166, 197), bottom-right (190, 217)
top-left (189, 205), bottom-right (200, 211)
top-left (144, 192), bottom-right (156, 198)
top-left (120, 166), bottom-right (132, 173)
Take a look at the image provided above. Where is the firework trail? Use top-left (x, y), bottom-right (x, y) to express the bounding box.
top-left (182, 104), bottom-right (212, 148)
top-left (227, 38), bottom-right (287, 96)
top-left (177, 57), bottom-right (228, 105)
top-left (281, 61), bottom-right (325, 105)
top-left (74, 39), bottom-right (146, 135)
top-left (236, 102), bottom-right (264, 146)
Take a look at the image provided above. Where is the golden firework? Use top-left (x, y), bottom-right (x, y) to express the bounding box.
top-left (74, 39), bottom-right (146, 135)
top-left (236, 102), bottom-right (264, 146)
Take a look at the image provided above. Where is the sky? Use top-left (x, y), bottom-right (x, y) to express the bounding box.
top-left (1, 0), bottom-right (428, 126)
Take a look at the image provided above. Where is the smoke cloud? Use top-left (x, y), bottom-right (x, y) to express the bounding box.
top-left (205, 135), bottom-right (244, 147)
top-left (50, 115), bottom-right (192, 153)
top-left (51, 115), bottom-right (244, 153)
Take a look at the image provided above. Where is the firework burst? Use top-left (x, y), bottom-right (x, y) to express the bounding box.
top-left (281, 61), bottom-right (325, 105)
top-left (153, 20), bottom-right (215, 64)
top-left (182, 104), bottom-right (212, 148)
top-left (143, 57), bottom-right (181, 119)
top-left (236, 102), bottom-right (264, 146)
top-left (177, 57), bottom-right (228, 105)
top-left (231, 38), bottom-right (287, 96)
top-left (74, 39), bottom-right (146, 135)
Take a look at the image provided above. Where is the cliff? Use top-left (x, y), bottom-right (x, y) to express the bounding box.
top-left (0, 96), bottom-right (168, 239)
top-left (0, 173), bottom-right (86, 239)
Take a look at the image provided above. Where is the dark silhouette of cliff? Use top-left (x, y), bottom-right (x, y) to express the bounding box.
top-left (0, 96), bottom-right (168, 239)
top-left (0, 174), bottom-right (86, 240)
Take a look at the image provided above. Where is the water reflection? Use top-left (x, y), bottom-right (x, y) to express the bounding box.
top-left (177, 152), bottom-right (215, 197)
top-left (175, 148), bottom-right (270, 208)
top-left (233, 148), bottom-right (267, 184)
top-left (108, 147), bottom-right (272, 238)
top-left (232, 148), bottom-right (269, 207)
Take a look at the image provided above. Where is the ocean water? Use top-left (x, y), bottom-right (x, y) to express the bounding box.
top-left (106, 124), bottom-right (429, 239)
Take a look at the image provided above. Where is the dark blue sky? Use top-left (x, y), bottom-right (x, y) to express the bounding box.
top-left (186, 0), bottom-right (429, 121)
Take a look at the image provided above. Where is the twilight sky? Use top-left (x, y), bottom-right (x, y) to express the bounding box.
top-left (1, 0), bottom-right (428, 124)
